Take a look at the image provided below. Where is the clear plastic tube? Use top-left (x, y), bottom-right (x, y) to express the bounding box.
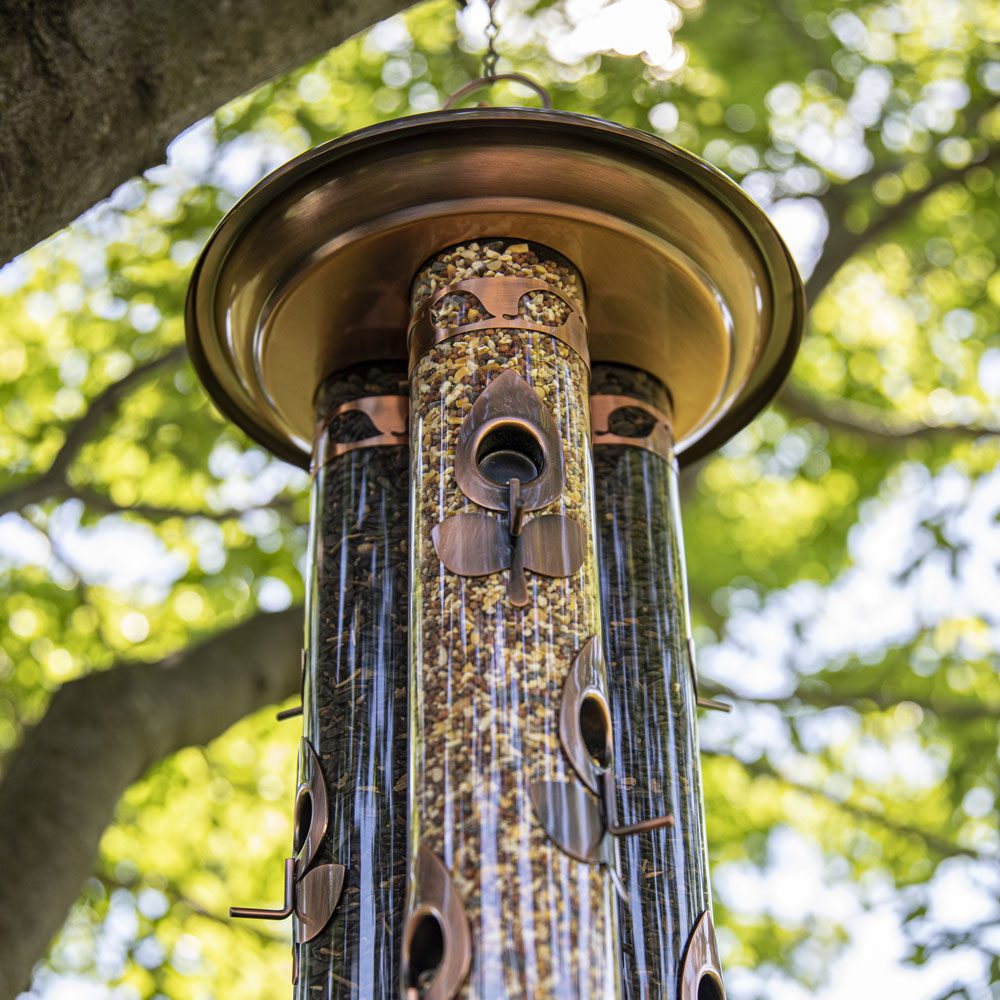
top-left (407, 240), bottom-right (618, 999)
top-left (591, 364), bottom-right (711, 1000)
top-left (297, 364), bottom-right (410, 999)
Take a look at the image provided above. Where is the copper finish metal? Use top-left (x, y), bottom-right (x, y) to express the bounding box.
top-left (401, 845), bottom-right (472, 1000)
top-left (454, 370), bottom-right (564, 512)
top-left (559, 635), bottom-right (675, 836)
top-left (444, 73), bottom-right (553, 110)
top-left (434, 369), bottom-right (586, 605)
top-left (679, 910), bottom-right (727, 1000)
top-left (408, 276), bottom-right (588, 370)
top-left (591, 393), bottom-right (674, 462)
top-left (559, 635), bottom-right (612, 795)
top-left (312, 395), bottom-right (408, 468)
top-left (528, 779), bottom-right (609, 867)
top-left (293, 739), bottom-right (329, 879)
top-left (697, 695), bottom-right (733, 713)
top-left (295, 863), bottom-right (346, 943)
top-left (432, 510), bottom-right (586, 607)
top-left (186, 109), bottom-right (803, 468)
top-left (230, 857), bottom-right (296, 920)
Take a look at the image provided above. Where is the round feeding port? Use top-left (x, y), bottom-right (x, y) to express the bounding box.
top-left (293, 785), bottom-right (313, 856)
top-left (698, 974), bottom-right (725, 1000)
top-left (579, 691), bottom-right (613, 771)
top-left (476, 422), bottom-right (545, 486)
top-left (405, 909), bottom-right (445, 994)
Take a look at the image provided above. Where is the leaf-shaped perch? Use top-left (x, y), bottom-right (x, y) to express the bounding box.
top-left (432, 512), bottom-right (586, 607)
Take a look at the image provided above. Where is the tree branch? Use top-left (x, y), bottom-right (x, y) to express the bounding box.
top-left (778, 384), bottom-right (998, 445)
top-left (0, 607), bottom-right (302, 999)
top-left (0, 346), bottom-right (185, 516)
top-left (0, 0), bottom-right (410, 266)
top-left (731, 756), bottom-right (988, 863)
top-left (778, 144), bottom-right (1000, 445)
top-left (701, 681), bottom-right (1000, 723)
top-left (806, 144), bottom-right (1000, 304)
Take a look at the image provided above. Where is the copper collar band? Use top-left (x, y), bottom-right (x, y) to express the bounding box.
top-left (311, 395), bottom-right (408, 471)
top-left (591, 393), bottom-right (674, 462)
top-left (407, 275), bottom-right (590, 371)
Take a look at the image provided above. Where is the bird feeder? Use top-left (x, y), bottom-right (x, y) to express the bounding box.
top-left (186, 106), bottom-right (803, 1000)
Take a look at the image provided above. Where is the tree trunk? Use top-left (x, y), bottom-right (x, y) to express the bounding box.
top-left (0, 608), bottom-right (302, 999)
top-left (0, 0), bottom-right (409, 266)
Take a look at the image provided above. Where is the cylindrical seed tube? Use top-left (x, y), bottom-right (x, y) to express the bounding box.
top-left (591, 364), bottom-right (711, 1000)
top-left (405, 240), bottom-right (618, 999)
top-left (297, 364), bottom-right (410, 999)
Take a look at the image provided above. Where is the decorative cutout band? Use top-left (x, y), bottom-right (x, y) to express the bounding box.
top-left (591, 393), bottom-right (674, 462)
top-left (312, 395), bottom-right (408, 471)
top-left (408, 275), bottom-right (590, 370)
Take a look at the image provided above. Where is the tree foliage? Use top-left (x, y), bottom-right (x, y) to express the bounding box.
top-left (0, 0), bottom-right (997, 997)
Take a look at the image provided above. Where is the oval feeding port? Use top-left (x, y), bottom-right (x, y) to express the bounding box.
top-left (405, 909), bottom-right (446, 996)
top-left (476, 421), bottom-right (545, 486)
top-left (579, 691), bottom-right (613, 771)
top-left (293, 785), bottom-right (313, 857)
top-left (698, 974), bottom-right (725, 1000)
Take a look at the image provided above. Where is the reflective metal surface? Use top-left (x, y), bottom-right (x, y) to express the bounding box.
top-left (296, 863), bottom-right (347, 943)
top-left (293, 738), bottom-right (328, 879)
top-left (592, 393), bottom-right (674, 462)
top-left (401, 845), bottom-right (472, 1000)
top-left (679, 910), bottom-right (726, 1000)
top-left (559, 635), bottom-right (612, 795)
top-left (230, 858), bottom-right (296, 921)
top-left (186, 109), bottom-right (803, 467)
top-left (312, 394), bottom-right (408, 466)
top-left (434, 368), bottom-right (585, 606)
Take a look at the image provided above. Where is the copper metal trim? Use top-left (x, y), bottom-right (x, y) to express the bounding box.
top-left (591, 393), bottom-right (674, 462)
top-left (444, 72), bottom-right (553, 110)
top-left (432, 509), bottom-right (586, 607)
top-left (679, 910), bottom-right (727, 1000)
top-left (230, 857), bottom-right (296, 921)
top-left (295, 863), bottom-right (346, 943)
top-left (408, 276), bottom-right (589, 371)
top-left (559, 635), bottom-right (612, 795)
top-left (186, 108), bottom-right (804, 468)
top-left (434, 370), bottom-right (586, 605)
top-left (528, 779), bottom-right (628, 902)
top-left (401, 845), bottom-right (472, 1000)
top-left (455, 370), bottom-right (565, 512)
top-left (312, 395), bottom-right (408, 470)
top-left (293, 739), bottom-right (329, 879)
top-left (558, 635), bottom-right (674, 836)
top-left (697, 695), bottom-right (733, 713)
top-left (529, 779), bottom-right (608, 866)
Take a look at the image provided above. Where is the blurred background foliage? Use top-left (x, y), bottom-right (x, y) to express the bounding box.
top-left (0, 0), bottom-right (997, 997)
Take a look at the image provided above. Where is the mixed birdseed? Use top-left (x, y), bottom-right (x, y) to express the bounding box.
top-left (408, 242), bottom-right (616, 999)
top-left (592, 363), bottom-right (711, 1000)
top-left (298, 364), bottom-right (409, 1000)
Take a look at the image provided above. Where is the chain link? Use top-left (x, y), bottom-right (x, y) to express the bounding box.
top-left (483, 0), bottom-right (500, 79)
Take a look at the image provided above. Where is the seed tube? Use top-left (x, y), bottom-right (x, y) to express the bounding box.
top-left (405, 240), bottom-right (618, 999)
top-left (296, 364), bottom-right (410, 998)
top-left (591, 364), bottom-right (712, 1000)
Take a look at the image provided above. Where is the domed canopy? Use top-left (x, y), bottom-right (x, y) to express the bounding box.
top-left (186, 107), bottom-right (804, 467)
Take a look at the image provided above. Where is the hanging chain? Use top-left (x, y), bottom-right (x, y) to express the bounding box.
top-left (483, 0), bottom-right (501, 79)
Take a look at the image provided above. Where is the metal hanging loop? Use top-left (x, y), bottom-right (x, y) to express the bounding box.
top-left (447, 0), bottom-right (552, 109)
top-left (444, 72), bottom-right (552, 110)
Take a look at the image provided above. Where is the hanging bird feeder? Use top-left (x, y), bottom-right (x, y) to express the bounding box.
top-left (186, 26), bottom-right (803, 1000)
